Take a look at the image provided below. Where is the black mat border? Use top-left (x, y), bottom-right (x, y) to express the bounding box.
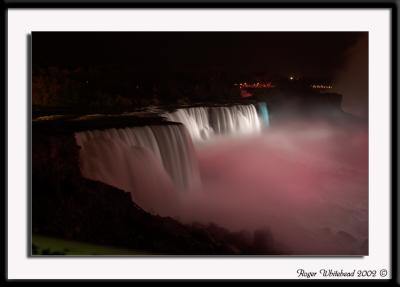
top-left (3, 1), bottom-right (398, 283)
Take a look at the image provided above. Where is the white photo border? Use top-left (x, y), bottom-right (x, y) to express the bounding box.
top-left (7, 8), bottom-right (392, 280)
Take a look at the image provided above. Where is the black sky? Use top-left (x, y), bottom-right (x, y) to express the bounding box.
top-left (32, 32), bottom-right (365, 79)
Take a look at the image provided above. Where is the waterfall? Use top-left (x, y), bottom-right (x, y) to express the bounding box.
top-left (257, 102), bottom-right (270, 127)
top-left (164, 107), bottom-right (214, 141)
top-left (74, 103), bottom-right (267, 212)
top-left (75, 124), bottom-right (201, 196)
top-left (164, 104), bottom-right (263, 142)
top-left (209, 104), bottom-right (261, 135)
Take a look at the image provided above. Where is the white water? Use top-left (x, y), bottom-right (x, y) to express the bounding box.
top-left (164, 107), bottom-right (214, 141)
top-left (209, 105), bottom-right (261, 135)
top-left (75, 104), bottom-right (264, 215)
top-left (164, 104), bottom-right (262, 142)
top-left (75, 125), bottom-right (201, 198)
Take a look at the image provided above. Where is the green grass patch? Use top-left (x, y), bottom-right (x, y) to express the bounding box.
top-left (32, 234), bottom-right (151, 256)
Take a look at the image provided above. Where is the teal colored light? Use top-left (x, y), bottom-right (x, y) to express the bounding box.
top-left (258, 102), bottom-right (270, 127)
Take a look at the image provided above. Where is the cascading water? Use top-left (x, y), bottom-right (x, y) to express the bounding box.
top-left (257, 102), bottom-right (270, 127)
top-left (75, 124), bottom-right (201, 198)
top-left (74, 103), bottom-right (269, 213)
top-left (164, 107), bottom-right (214, 141)
top-left (75, 103), bottom-right (266, 201)
top-left (164, 104), bottom-right (266, 142)
top-left (209, 104), bottom-right (261, 135)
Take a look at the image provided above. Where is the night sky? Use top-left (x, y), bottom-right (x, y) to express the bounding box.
top-left (32, 32), bottom-right (365, 79)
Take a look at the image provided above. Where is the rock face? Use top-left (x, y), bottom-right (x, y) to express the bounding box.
top-left (32, 127), bottom-right (278, 255)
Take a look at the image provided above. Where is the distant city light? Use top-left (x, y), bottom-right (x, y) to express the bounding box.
top-left (236, 82), bottom-right (275, 89)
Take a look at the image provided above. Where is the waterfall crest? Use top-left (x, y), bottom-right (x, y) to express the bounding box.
top-left (209, 104), bottom-right (261, 135)
top-left (165, 104), bottom-right (264, 142)
top-left (164, 107), bottom-right (214, 141)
